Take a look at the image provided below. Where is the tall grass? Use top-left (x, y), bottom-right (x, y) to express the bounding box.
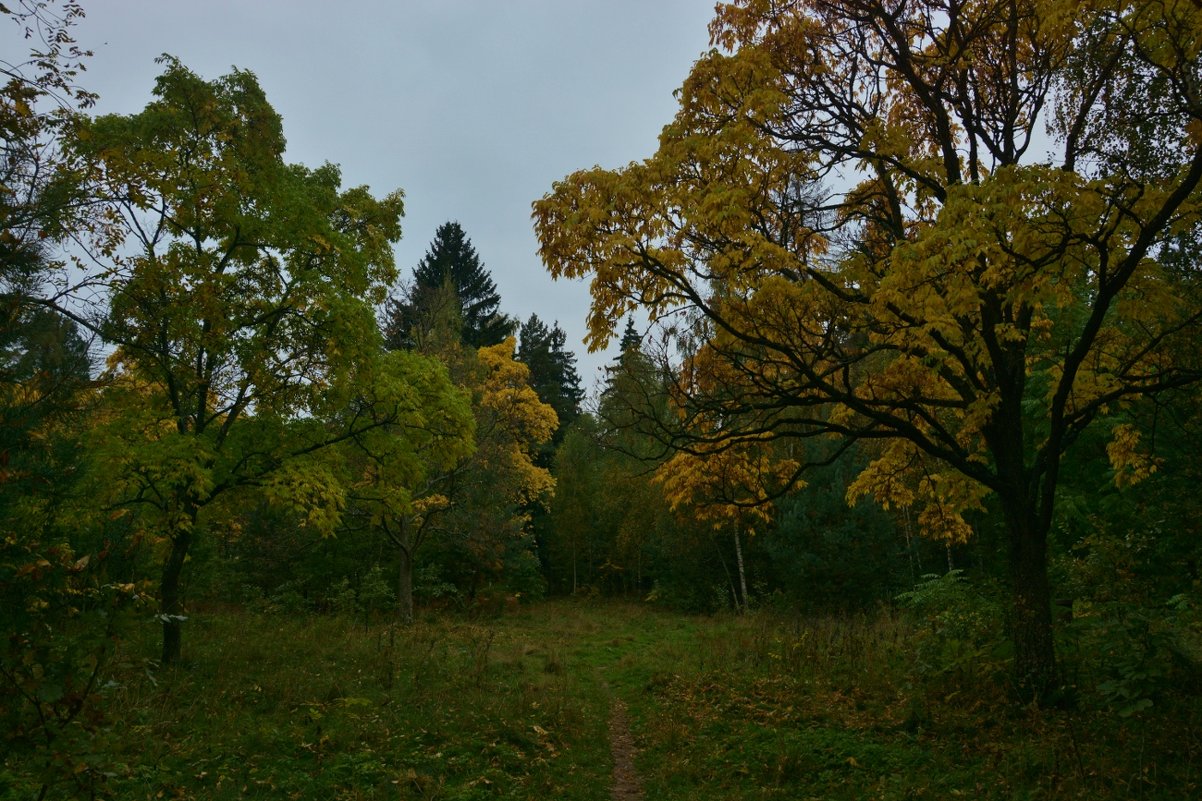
top-left (14, 604), bottom-right (622, 800)
top-left (625, 605), bottom-right (1199, 800)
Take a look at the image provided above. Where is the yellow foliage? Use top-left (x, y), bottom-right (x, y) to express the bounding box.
top-left (535, 0), bottom-right (1202, 564)
top-left (1106, 423), bottom-right (1161, 489)
top-left (656, 440), bottom-right (798, 533)
top-left (848, 440), bottom-right (986, 545)
top-left (263, 461), bottom-right (346, 538)
top-left (474, 338), bottom-right (558, 506)
top-left (478, 338), bottom-right (559, 453)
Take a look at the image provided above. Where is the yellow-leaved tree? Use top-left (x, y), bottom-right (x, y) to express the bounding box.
top-left (535, 0), bottom-right (1202, 701)
top-left (657, 438), bottom-right (798, 611)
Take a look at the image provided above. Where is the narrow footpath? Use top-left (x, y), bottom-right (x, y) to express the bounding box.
top-left (608, 699), bottom-right (645, 800)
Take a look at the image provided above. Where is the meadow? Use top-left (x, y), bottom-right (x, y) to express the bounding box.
top-left (8, 599), bottom-right (1197, 800)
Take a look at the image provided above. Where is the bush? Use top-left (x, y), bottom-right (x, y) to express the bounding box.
top-left (1067, 593), bottom-right (1202, 717)
top-left (897, 570), bottom-right (1007, 686)
top-left (1, 539), bottom-right (144, 798)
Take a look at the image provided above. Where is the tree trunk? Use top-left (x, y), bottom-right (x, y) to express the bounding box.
top-left (1006, 511), bottom-right (1059, 703)
top-left (397, 544), bottom-right (415, 625)
top-left (160, 527), bottom-right (193, 665)
top-left (733, 527), bottom-right (749, 613)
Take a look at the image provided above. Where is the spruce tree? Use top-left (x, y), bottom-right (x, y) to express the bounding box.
top-left (384, 222), bottom-right (515, 350)
top-left (517, 314), bottom-right (584, 439)
top-left (618, 318), bottom-right (641, 355)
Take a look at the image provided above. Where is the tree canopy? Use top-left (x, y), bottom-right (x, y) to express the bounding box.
top-left (517, 314), bottom-right (584, 440)
top-left (534, 0), bottom-right (1202, 700)
top-left (64, 57), bottom-right (427, 662)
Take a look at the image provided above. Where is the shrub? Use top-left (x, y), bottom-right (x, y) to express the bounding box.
top-left (897, 570), bottom-right (1007, 687)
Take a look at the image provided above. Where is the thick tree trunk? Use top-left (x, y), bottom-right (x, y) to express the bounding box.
top-left (1006, 511), bottom-right (1059, 703)
top-left (397, 545), bottom-right (415, 625)
top-left (160, 528), bottom-right (193, 665)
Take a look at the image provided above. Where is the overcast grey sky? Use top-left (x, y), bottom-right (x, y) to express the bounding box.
top-left (55, 1), bottom-right (716, 391)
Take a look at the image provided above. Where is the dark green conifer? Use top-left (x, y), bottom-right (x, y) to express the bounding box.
top-left (384, 222), bottom-right (515, 350)
top-left (517, 314), bottom-right (584, 439)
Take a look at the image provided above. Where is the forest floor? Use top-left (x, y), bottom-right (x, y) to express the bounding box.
top-left (6, 599), bottom-right (1199, 799)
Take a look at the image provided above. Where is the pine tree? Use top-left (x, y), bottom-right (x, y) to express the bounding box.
top-left (384, 222), bottom-right (515, 350)
top-left (601, 318), bottom-right (650, 401)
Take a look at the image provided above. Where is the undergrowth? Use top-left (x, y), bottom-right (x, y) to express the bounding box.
top-left (622, 601), bottom-right (1200, 800)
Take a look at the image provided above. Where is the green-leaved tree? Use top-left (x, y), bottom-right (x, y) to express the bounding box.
top-left (66, 57), bottom-right (412, 664)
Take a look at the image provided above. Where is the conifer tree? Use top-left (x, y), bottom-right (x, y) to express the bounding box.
top-left (517, 314), bottom-right (584, 439)
top-left (384, 222), bottom-right (515, 350)
top-left (618, 318), bottom-right (641, 356)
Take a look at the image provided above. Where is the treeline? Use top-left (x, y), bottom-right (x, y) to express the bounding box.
top-left (4, 0), bottom-right (1202, 675)
top-left (548, 332), bottom-right (1202, 622)
top-left (0, 13), bottom-right (592, 788)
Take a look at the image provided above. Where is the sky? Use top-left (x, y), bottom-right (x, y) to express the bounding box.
top-left (46, 0), bottom-right (718, 392)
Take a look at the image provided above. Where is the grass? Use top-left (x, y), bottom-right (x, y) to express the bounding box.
top-left (4, 600), bottom-right (1200, 799)
top-left (94, 604), bottom-right (625, 800)
top-left (621, 609), bottom-right (1201, 800)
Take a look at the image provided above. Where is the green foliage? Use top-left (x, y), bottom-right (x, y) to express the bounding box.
top-left (412, 562), bottom-right (459, 607)
top-left (0, 537), bottom-right (144, 798)
top-left (516, 314), bottom-right (584, 444)
top-left (757, 447), bottom-right (907, 612)
top-left (0, 248), bottom-right (140, 796)
top-left (1068, 595), bottom-right (1201, 718)
top-left (359, 564), bottom-right (396, 616)
top-left (330, 576), bottom-right (358, 617)
top-left (61, 56), bottom-right (413, 660)
top-left (896, 571), bottom-right (1008, 687)
top-left (497, 532), bottom-right (548, 601)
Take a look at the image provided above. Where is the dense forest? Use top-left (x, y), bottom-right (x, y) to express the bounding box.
top-left (3, 1), bottom-right (1202, 798)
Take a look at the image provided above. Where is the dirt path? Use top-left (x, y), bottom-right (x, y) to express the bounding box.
top-left (608, 699), bottom-right (645, 800)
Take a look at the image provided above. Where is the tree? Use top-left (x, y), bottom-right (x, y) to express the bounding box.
top-left (384, 221), bottom-right (515, 350)
top-left (617, 318), bottom-right (641, 356)
top-left (545, 412), bottom-right (675, 598)
top-left (340, 349), bottom-right (475, 625)
top-left (517, 314), bottom-right (584, 441)
top-left (377, 270), bottom-right (557, 617)
top-left (1, 1), bottom-right (94, 108)
top-left (380, 265), bottom-right (557, 612)
top-left (2, 1), bottom-right (94, 330)
top-left (534, 0), bottom-right (1202, 701)
top-left (65, 58), bottom-right (409, 664)
top-left (657, 440), bottom-right (798, 611)
top-left (2, 0), bottom-right (95, 475)
top-left (442, 338), bottom-right (558, 598)
top-left (0, 8), bottom-right (144, 794)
